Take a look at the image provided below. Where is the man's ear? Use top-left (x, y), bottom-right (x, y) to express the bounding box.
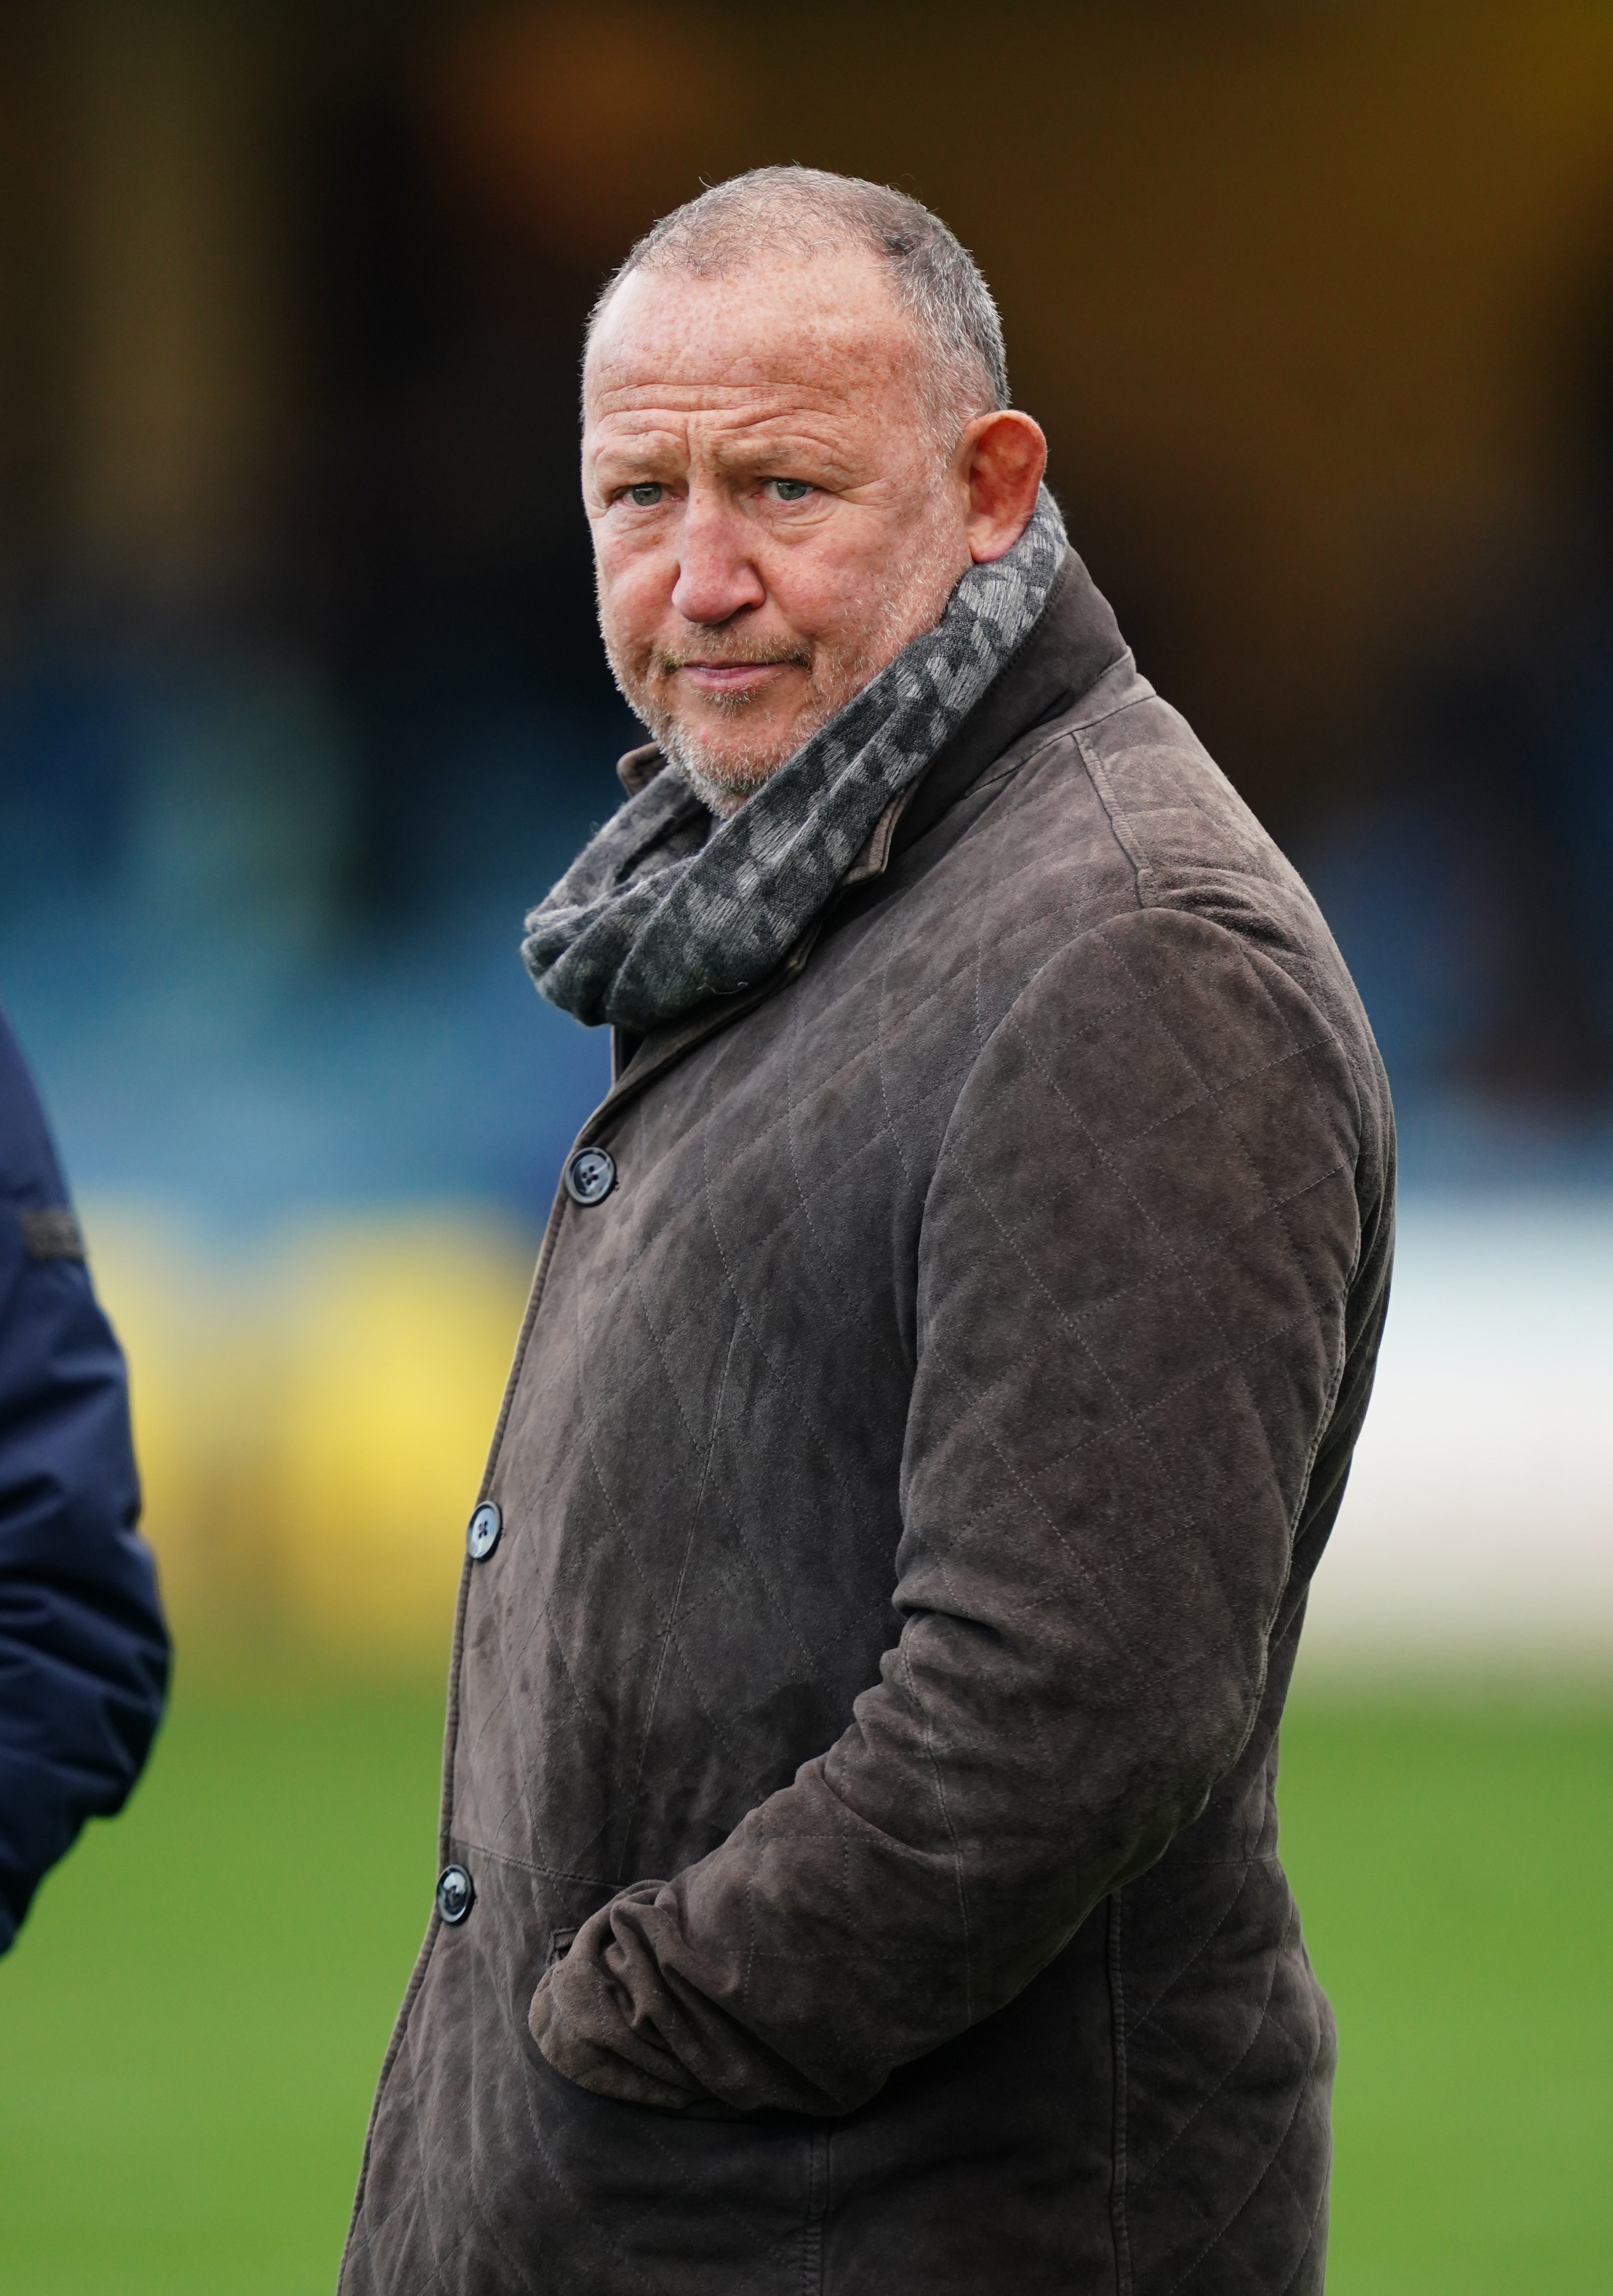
top-left (961, 411), bottom-right (1048, 563)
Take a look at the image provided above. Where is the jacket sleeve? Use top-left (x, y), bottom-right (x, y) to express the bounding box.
top-left (530, 907), bottom-right (1369, 2112)
top-left (0, 1012), bottom-right (170, 1952)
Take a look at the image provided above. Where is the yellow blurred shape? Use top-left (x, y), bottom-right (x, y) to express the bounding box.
top-left (81, 1203), bottom-right (534, 1665)
top-left (272, 1221), bottom-right (531, 1656)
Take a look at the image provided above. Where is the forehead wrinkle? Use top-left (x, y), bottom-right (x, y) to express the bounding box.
top-left (588, 422), bottom-right (868, 498)
top-left (588, 390), bottom-right (864, 448)
top-left (592, 398), bottom-right (855, 441)
top-left (588, 382), bottom-right (857, 428)
top-left (587, 393), bottom-right (874, 472)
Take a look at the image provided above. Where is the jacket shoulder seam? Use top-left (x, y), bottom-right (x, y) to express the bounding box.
top-left (1073, 711), bottom-right (1158, 910)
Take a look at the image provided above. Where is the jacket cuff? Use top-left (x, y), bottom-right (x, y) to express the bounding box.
top-left (528, 1927), bottom-right (708, 2112)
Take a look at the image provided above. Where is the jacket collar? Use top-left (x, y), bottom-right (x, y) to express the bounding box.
top-left (885, 547), bottom-right (1130, 866)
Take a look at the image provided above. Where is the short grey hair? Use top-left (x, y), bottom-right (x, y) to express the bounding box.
top-left (588, 166), bottom-right (1010, 435)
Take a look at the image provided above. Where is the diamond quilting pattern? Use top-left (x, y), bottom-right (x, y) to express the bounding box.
top-left (342, 666), bottom-right (1391, 2293)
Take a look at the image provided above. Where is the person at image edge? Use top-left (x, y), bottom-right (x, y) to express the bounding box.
top-left (341, 169), bottom-right (1394, 2296)
top-left (0, 1009), bottom-right (168, 1954)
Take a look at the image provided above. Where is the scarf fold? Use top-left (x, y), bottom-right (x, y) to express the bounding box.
top-left (523, 486), bottom-right (1069, 1033)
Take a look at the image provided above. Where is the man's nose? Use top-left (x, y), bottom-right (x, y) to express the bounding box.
top-left (670, 498), bottom-right (766, 626)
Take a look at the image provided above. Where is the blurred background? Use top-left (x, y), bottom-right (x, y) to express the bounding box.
top-left (0, 3), bottom-right (1609, 2290)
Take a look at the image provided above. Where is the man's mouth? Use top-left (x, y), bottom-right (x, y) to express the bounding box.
top-left (677, 660), bottom-right (800, 696)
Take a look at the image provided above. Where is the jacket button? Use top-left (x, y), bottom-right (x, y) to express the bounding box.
top-left (436, 1865), bottom-right (474, 1925)
top-left (466, 1501), bottom-right (501, 1561)
top-left (565, 1146), bottom-right (616, 1206)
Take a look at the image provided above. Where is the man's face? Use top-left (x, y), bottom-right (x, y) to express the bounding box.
top-left (582, 251), bottom-right (978, 814)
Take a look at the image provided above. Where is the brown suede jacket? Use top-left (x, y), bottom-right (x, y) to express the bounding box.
top-left (341, 551), bottom-right (1394, 2296)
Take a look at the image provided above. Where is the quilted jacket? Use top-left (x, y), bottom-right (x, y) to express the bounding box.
top-left (341, 550), bottom-right (1395, 2295)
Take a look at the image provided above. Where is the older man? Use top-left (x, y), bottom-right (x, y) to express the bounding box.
top-left (342, 169), bottom-right (1393, 2296)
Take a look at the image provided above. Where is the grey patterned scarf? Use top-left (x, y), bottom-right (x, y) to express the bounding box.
top-left (522, 486), bottom-right (1068, 1033)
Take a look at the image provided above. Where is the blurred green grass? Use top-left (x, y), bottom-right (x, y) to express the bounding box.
top-left (0, 1681), bottom-right (444, 2296)
top-left (1280, 1691), bottom-right (1613, 2293)
top-left (0, 1679), bottom-right (1608, 2293)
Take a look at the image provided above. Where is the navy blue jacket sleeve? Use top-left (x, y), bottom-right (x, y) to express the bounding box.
top-left (0, 1009), bottom-right (170, 1951)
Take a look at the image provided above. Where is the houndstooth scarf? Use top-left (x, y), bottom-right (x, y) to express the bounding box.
top-left (522, 486), bottom-right (1068, 1033)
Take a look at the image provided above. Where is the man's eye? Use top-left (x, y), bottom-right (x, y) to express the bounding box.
top-left (768, 479), bottom-right (814, 503)
top-left (626, 483), bottom-right (664, 508)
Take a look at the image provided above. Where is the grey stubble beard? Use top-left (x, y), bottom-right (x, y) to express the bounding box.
top-left (600, 636), bottom-right (875, 818)
top-left (596, 509), bottom-right (970, 815)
